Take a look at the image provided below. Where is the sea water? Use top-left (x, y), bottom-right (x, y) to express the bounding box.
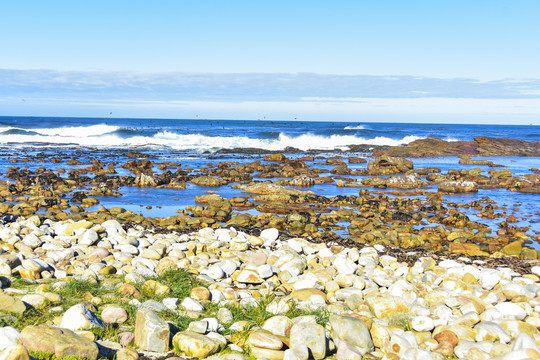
top-left (0, 116), bottom-right (539, 244)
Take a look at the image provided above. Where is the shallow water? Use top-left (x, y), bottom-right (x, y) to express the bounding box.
top-left (1, 116), bottom-right (539, 247)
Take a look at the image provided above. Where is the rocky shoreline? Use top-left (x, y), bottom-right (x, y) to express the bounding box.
top-left (0, 136), bottom-right (539, 359)
top-left (1, 219), bottom-right (540, 360)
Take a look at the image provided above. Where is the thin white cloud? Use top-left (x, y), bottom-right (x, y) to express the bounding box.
top-left (2, 69), bottom-right (540, 102)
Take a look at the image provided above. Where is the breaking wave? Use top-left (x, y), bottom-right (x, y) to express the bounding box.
top-left (344, 125), bottom-right (366, 130)
top-left (0, 123), bottom-right (422, 151)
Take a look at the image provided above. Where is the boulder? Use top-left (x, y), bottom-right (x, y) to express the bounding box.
top-left (289, 323), bottom-right (326, 360)
top-left (134, 308), bottom-right (169, 353)
top-left (329, 315), bottom-right (374, 355)
top-left (19, 326), bottom-right (98, 360)
top-left (438, 180), bottom-right (478, 193)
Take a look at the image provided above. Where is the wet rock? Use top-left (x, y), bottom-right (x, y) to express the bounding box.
top-left (368, 155), bottom-right (413, 175)
top-left (438, 180), bottom-right (478, 193)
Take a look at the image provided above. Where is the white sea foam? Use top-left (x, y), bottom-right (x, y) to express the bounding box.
top-left (344, 125), bottom-right (366, 130)
top-left (445, 137), bottom-right (460, 142)
top-left (32, 124), bottom-right (120, 137)
top-left (0, 128), bottom-right (423, 151)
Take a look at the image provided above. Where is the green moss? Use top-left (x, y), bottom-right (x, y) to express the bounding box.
top-left (153, 269), bottom-right (205, 299)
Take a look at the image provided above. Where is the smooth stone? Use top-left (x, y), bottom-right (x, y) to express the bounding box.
top-left (478, 269), bottom-right (501, 290)
top-left (19, 326), bottom-right (98, 360)
top-left (101, 306), bottom-right (128, 324)
top-left (248, 330), bottom-right (283, 350)
top-left (412, 316), bottom-right (435, 332)
top-left (182, 297), bottom-right (204, 312)
top-left (217, 308), bottom-right (234, 324)
top-left (172, 331), bottom-right (221, 358)
top-left (140, 299), bottom-right (167, 312)
top-left (0, 327), bottom-right (20, 351)
top-left (60, 304), bottom-right (104, 331)
top-left (260, 228), bottom-right (279, 243)
top-left (134, 308), bottom-right (169, 353)
top-left (257, 264), bottom-right (274, 279)
top-left (250, 346), bottom-right (285, 360)
top-left (494, 302), bottom-right (527, 320)
top-left (118, 332), bottom-right (135, 347)
top-left (116, 349), bottom-right (139, 360)
top-left (262, 316), bottom-right (293, 337)
top-left (188, 320), bottom-right (209, 334)
top-left (163, 297), bottom-right (179, 310)
top-left (329, 315), bottom-right (374, 355)
top-left (207, 264), bottom-right (225, 280)
top-left (80, 229), bottom-right (99, 246)
top-left (283, 345), bottom-right (309, 360)
top-left (494, 319), bottom-right (540, 339)
top-left (387, 332), bottom-right (418, 357)
top-left (401, 348), bottom-right (434, 360)
top-left (0, 294), bottom-right (26, 315)
top-left (191, 287), bottom-right (211, 301)
top-left (0, 344), bottom-right (29, 360)
top-left (512, 333), bottom-right (540, 352)
top-left (22, 233), bottom-right (42, 249)
top-left (289, 323), bottom-right (326, 360)
top-left (236, 269), bottom-right (263, 284)
top-left (21, 294), bottom-right (47, 309)
top-left (498, 349), bottom-right (540, 360)
top-left (365, 294), bottom-right (409, 319)
top-left (474, 321), bottom-right (511, 344)
top-left (336, 341), bottom-right (363, 360)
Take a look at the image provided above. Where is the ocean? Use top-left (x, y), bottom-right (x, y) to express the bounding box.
top-left (0, 116), bottom-right (539, 247)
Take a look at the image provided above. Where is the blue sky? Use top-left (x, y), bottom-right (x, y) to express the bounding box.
top-left (1, 1), bottom-right (539, 123)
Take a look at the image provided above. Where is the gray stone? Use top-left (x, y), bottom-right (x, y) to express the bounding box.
top-left (182, 297), bottom-right (204, 312)
top-left (140, 299), bottom-right (167, 312)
